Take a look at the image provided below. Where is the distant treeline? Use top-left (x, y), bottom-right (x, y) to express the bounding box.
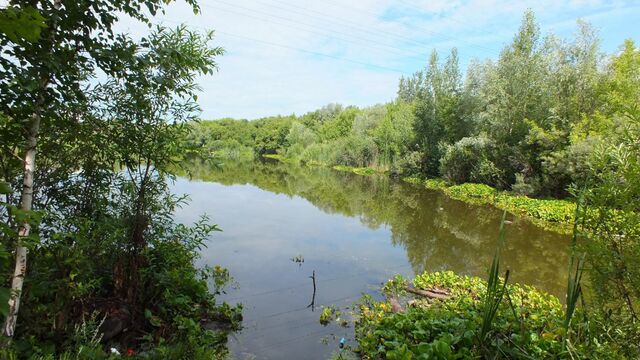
top-left (189, 11), bottom-right (638, 200)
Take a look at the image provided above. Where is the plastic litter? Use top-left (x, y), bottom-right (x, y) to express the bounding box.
top-left (339, 337), bottom-right (346, 348)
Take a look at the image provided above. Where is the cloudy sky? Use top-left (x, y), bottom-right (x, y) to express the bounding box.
top-left (116, 0), bottom-right (640, 120)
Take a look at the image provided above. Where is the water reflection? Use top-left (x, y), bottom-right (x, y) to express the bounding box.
top-left (172, 159), bottom-right (570, 359)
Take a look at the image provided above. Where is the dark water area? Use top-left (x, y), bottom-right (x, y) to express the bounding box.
top-left (171, 160), bottom-right (570, 360)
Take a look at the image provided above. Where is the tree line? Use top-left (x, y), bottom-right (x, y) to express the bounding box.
top-left (193, 11), bottom-right (634, 199)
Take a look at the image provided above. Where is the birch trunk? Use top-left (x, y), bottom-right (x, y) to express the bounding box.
top-left (3, 0), bottom-right (60, 337)
top-left (3, 107), bottom-right (42, 337)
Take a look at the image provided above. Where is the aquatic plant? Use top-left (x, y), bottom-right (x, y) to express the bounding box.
top-left (354, 270), bottom-right (616, 359)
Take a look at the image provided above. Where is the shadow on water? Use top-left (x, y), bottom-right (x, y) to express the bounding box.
top-left (172, 159), bottom-right (570, 359)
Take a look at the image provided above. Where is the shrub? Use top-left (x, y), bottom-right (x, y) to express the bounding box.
top-left (512, 173), bottom-right (536, 196)
top-left (393, 151), bottom-right (423, 176)
top-left (300, 142), bottom-right (339, 165)
top-left (333, 136), bottom-right (379, 168)
top-left (439, 135), bottom-right (504, 187)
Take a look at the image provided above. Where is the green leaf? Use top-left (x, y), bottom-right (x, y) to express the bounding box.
top-left (0, 180), bottom-right (10, 194)
top-left (0, 6), bottom-right (47, 43)
top-left (0, 288), bottom-right (10, 318)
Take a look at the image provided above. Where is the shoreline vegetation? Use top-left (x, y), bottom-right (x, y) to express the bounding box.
top-left (350, 270), bottom-right (610, 359)
top-left (403, 178), bottom-right (575, 234)
top-left (263, 154), bottom-right (575, 234)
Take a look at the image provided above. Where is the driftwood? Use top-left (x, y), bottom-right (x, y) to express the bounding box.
top-left (404, 286), bottom-right (450, 300)
top-left (386, 287), bottom-right (451, 314)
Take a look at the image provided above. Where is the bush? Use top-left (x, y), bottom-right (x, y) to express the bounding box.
top-left (333, 136), bottom-right (379, 168)
top-left (351, 105), bottom-right (387, 137)
top-left (511, 173), bottom-right (536, 196)
top-left (300, 142), bottom-right (339, 165)
top-left (393, 151), bottom-right (423, 176)
top-left (6, 183), bottom-right (241, 358)
top-left (439, 135), bottom-right (504, 187)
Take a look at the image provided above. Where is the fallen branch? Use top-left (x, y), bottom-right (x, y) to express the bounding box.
top-left (404, 286), bottom-right (450, 299)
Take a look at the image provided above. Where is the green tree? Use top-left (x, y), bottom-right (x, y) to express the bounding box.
top-left (373, 102), bottom-right (415, 166)
top-left (477, 10), bottom-right (552, 187)
top-left (0, 5), bottom-right (46, 42)
top-left (285, 122), bottom-right (317, 159)
top-left (92, 25), bottom-right (222, 306)
top-left (253, 116), bottom-right (294, 155)
top-left (414, 49), bottom-right (466, 176)
top-left (397, 71), bottom-right (424, 103)
top-left (300, 103), bottom-right (344, 132)
top-left (0, 0), bottom-right (199, 338)
top-left (579, 39), bottom-right (640, 357)
top-left (318, 107), bottom-right (359, 141)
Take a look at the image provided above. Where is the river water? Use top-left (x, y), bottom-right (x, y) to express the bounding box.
top-left (171, 160), bottom-right (570, 359)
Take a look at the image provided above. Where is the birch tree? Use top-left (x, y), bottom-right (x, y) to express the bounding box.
top-left (0, 0), bottom-right (199, 338)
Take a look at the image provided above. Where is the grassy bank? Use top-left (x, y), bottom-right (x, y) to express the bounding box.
top-left (404, 177), bottom-right (575, 234)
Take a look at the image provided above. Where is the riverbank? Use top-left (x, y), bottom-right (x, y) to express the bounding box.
top-left (261, 155), bottom-right (574, 234)
top-left (403, 177), bottom-right (575, 234)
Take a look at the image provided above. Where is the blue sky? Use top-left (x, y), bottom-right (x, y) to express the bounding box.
top-left (116, 0), bottom-right (640, 119)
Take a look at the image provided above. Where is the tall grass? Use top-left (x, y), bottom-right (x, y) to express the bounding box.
top-left (564, 198), bottom-right (586, 346)
top-left (477, 201), bottom-right (588, 355)
top-left (479, 211), bottom-right (510, 348)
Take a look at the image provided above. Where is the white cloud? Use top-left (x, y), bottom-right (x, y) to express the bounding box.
top-left (110, 0), bottom-right (639, 119)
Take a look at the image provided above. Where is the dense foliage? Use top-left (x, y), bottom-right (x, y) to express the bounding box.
top-left (0, 0), bottom-right (240, 358)
top-left (576, 38), bottom-right (640, 356)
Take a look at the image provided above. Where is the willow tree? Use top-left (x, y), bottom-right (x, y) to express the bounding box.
top-left (413, 48), bottom-right (466, 176)
top-left (0, 0), bottom-right (199, 338)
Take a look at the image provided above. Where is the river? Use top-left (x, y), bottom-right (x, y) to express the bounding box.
top-left (171, 159), bottom-right (570, 360)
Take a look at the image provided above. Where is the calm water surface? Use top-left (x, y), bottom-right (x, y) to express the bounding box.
top-left (171, 160), bottom-right (570, 360)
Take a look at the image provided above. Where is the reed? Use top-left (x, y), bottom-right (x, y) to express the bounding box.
top-left (564, 199), bottom-right (585, 346)
top-left (479, 211), bottom-right (510, 348)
